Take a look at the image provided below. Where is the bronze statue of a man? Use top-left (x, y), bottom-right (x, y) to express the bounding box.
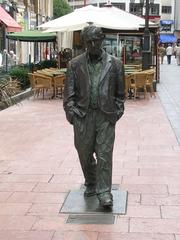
top-left (63, 25), bottom-right (125, 208)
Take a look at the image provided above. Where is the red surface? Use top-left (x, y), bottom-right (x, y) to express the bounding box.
top-left (0, 6), bottom-right (21, 32)
top-left (0, 77), bottom-right (180, 238)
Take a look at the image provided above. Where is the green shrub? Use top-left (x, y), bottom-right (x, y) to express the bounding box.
top-left (0, 78), bottom-right (18, 109)
top-left (9, 67), bottom-right (30, 90)
top-left (39, 59), bottom-right (57, 69)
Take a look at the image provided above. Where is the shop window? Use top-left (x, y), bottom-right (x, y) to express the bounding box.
top-left (102, 35), bottom-right (143, 65)
top-left (161, 24), bottom-right (171, 32)
top-left (162, 6), bottom-right (172, 14)
top-left (103, 38), bottom-right (118, 56)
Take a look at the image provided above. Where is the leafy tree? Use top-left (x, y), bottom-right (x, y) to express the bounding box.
top-left (53, 0), bottom-right (72, 19)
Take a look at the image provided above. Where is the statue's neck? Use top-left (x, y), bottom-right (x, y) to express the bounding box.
top-left (88, 50), bottom-right (102, 63)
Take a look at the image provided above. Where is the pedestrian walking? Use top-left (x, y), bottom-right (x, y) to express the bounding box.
top-left (2, 49), bottom-right (10, 70)
top-left (159, 44), bottom-right (166, 64)
top-left (174, 43), bottom-right (180, 65)
top-left (9, 50), bottom-right (17, 68)
top-left (166, 44), bottom-right (173, 64)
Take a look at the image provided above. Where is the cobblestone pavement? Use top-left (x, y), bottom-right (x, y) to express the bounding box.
top-left (0, 62), bottom-right (180, 239)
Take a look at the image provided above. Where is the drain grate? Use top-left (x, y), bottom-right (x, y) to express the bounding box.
top-left (66, 214), bottom-right (115, 224)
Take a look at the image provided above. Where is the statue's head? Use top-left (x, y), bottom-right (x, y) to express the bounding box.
top-left (81, 25), bottom-right (105, 57)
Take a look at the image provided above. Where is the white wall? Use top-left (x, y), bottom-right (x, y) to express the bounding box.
top-left (174, 0), bottom-right (180, 31)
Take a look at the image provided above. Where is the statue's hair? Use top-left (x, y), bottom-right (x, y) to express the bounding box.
top-left (81, 25), bottom-right (105, 42)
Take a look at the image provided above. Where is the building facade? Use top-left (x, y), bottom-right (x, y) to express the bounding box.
top-left (68, 0), bottom-right (161, 20)
top-left (0, 0), bottom-right (53, 64)
top-left (159, 0), bottom-right (176, 44)
top-left (0, 0), bottom-right (21, 52)
top-left (174, 0), bottom-right (180, 40)
top-left (16, 0), bottom-right (53, 63)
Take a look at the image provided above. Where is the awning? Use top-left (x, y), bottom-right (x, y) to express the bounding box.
top-left (160, 34), bottom-right (177, 43)
top-left (0, 6), bottom-right (22, 32)
top-left (6, 30), bottom-right (57, 42)
top-left (160, 20), bottom-right (175, 25)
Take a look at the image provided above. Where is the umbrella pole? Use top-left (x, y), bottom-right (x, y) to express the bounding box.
top-left (40, 42), bottom-right (42, 62)
top-left (28, 42), bottom-right (31, 70)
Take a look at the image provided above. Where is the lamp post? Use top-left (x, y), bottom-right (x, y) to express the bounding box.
top-left (142, 0), bottom-right (151, 70)
top-left (141, 0), bottom-right (154, 70)
top-left (130, 0), bottom-right (154, 69)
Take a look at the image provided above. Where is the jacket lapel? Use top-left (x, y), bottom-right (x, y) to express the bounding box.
top-left (79, 53), bottom-right (91, 86)
top-left (99, 52), bottom-right (112, 84)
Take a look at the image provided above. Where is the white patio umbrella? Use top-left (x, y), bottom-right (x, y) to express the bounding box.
top-left (38, 5), bottom-right (156, 32)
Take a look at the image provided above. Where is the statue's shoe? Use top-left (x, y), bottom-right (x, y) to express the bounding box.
top-left (97, 192), bottom-right (113, 207)
top-left (84, 185), bottom-right (96, 197)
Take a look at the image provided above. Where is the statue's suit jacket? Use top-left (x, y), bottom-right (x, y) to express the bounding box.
top-left (63, 51), bottom-right (125, 124)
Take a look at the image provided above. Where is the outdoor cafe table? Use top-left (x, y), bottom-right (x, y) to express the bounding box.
top-left (37, 68), bottom-right (66, 77)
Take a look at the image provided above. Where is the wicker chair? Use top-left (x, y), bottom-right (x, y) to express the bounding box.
top-left (53, 75), bottom-right (65, 98)
top-left (129, 73), bottom-right (148, 99)
top-left (33, 73), bottom-right (53, 99)
top-left (146, 71), bottom-right (156, 97)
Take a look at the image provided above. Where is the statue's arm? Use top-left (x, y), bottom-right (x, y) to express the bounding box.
top-left (115, 60), bottom-right (125, 120)
top-left (63, 62), bottom-right (76, 124)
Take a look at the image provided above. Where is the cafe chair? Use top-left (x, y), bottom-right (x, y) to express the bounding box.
top-left (28, 73), bottom-right (35, 89)
top-left (146, 72), bottom-right (156, 97)
top-left (33, 74), bottom-right (53, 99)
top-left (125, 74), bottom-right (134, 98)
top-left (53, 75), bottom-right (65, 98)
top-left (129, 73), bottom-right (148, 99)
top-left (28, 73), bottom-right (43, 98)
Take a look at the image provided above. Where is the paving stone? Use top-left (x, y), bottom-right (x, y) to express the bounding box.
top-left (130, 218), bottom-right (180, 234)
top-left (121, 184), bottom-right (168, 194)
top-left (0, 192), bottom-right (12, 202)
top-left (7, 192), bottom-right (66, 204)
top-left (126, 205), bottom-right (161, 218)
top-left (98, 233), bottom-right (175, 240)
top-left (161, 206), bottom-right (180, 219)
top-left (0, 203), bottom-right (32, 215)
top-left (0, 183), bottom-right (36, 192)
top-left (0, 231), bottom-right (54, 240)
top-left (0, 174), bottom-right (52, 183)
top-left (27, 203), bottom-right (60, 216)
top-left (141, 194), bottom-right (180, 206)
top-left (52, 231), bottom-right (98, 240)
top-left (0, 216), bottom-right (36, 230)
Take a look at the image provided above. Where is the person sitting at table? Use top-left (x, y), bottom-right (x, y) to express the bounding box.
top-left (132, 49), bottom-right (140, 59)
